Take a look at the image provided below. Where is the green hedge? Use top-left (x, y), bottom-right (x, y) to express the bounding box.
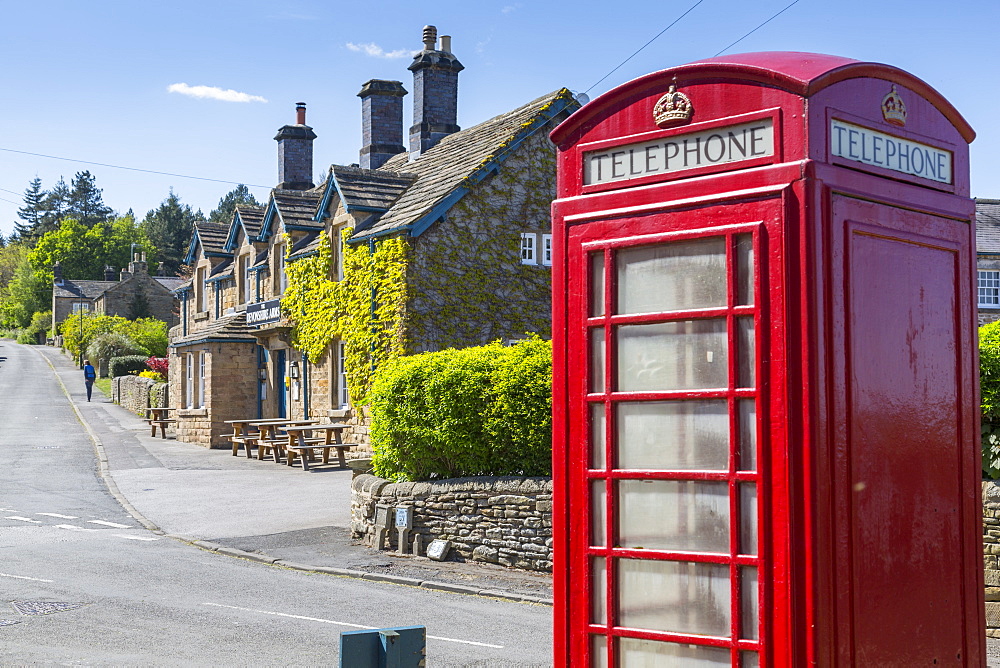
top-left (370, 336), bottom-right (552, 482)
top-left (982, 321), bottom-right (1000, 478)
top-left (109, 355), bottom-right (150, 379)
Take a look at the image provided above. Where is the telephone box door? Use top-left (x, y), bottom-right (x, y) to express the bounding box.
top-left (565, 196), bottom-right (788, 667)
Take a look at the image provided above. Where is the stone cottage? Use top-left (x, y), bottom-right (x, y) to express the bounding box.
top-left (52, 254), bottom-right (182, 334)
top-left (167, 25), bottom-right (578, 450)
top-left (978, 198), bottom-right (1000, 325)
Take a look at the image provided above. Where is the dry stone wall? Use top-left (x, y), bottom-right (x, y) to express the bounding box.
top-left (985, 482), bottom-right (1000, 637)
top-left (351, 474), bottom-right (553, 572)
top-left (113, 375), bottom-right (168, 415)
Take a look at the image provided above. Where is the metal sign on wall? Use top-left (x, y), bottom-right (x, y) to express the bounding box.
top-left (246, 299), bottom-right (281, 326)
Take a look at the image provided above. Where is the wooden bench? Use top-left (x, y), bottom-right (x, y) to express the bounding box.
top-left (144, 418), bottom-right (176, 438)
top-left (281, 423), bottom-right (357, 471)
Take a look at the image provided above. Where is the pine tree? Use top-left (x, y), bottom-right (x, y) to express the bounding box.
top-left (67, 171), bottom-right (113, 227)
top-left (14, 177), bottom-right (46, 244)
top-left (209, 184), bottom-right (260, 225)
top-left (141, 190), bottom-right (203, 276)
top-left (39, 177), bottom-right (70, 236)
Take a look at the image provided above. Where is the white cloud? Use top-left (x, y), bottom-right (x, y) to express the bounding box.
top-left (346, 42), bottom-right (416, 59)
top-left (167, 83), bottom-right (267, 103)
top-left (501, 4), bottom-right (521, 13)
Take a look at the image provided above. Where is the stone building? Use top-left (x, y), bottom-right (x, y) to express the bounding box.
top-left (978, 199), bottom-right (1000, 325)
top-left (168, 25), bottom-right (578, 450)
top-left (51, 254), bottom-right (182, 334)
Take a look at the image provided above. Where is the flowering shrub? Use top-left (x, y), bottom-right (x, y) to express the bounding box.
top-left (138, 370), bottom-right (166, 382)
top-left (146, 357), bottom-right (169, 378)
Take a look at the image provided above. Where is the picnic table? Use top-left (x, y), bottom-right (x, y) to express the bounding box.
top-left (226, 419), bottom-right (319, 461)
top-left (144, 407), bottom-right (176, 438)
top-left (280, 422), bottom-right (357, 471)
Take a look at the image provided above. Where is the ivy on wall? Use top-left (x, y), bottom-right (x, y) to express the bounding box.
top-left (281, 229), bottom-right (408, 406)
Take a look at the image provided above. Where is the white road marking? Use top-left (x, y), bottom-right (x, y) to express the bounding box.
top-left (54, 524), bottom-right (99, 532)
top-left (88, 520), bottom-right (131, 528)
top-left (202, 602), bottom-right (504, 649)
top-left (0, 572), bottom-right (53, 583)
top-left (37, 513), bottom-right (78, 519)
top-left (115, 534), bottom-right (159, 541)
top-left (6, 516), bottom-right (41, 523)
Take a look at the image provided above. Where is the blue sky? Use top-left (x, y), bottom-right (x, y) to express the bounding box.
top-left (1, 1), bottom-right (997, 239)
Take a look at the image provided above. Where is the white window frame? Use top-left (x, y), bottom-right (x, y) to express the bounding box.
top-left (274, 242), bottom-right (287, 296)
top-left (185, 353), bottom-right (194, 409)
top-left (980, 269), bottom-right (1000, 308)
top-left (241, 253), bottom-right (252, 305)
top-left (520, 233), bottom-right (537, 265)
top-left (542, 233), bottom-right (553, 267)
top-left (195, 265), bottom-right (207, 313)
top-left (338, 341), bottom-right (350, 408)
top-left (197, 351), bottom-right (206, 409)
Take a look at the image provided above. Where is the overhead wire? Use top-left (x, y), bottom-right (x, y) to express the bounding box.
top-left (713, 0), bottom-right (803, 57)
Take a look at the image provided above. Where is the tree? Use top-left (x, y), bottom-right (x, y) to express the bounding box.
top-left (38, 177), bottom-right (70, 237)
top-left (141, 191), bottom-right (203, 276)
top-left (14, 177), bottom-right (45, 243)
top-left (67, 170), bottom-right (114, 227)
top-left (28, 216), bottom-right (153, 285)
top-left (0, 253), bottom-right (49, 328)
top-left (208, 184), bottom-right (261, 225)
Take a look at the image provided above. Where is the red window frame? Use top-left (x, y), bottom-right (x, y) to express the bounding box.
top-left (569, 220), bottom-right (769, 667)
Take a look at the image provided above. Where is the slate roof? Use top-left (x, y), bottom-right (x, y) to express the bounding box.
top-left (353, 88), bottom-right (575, 240)
top-left (196, 220), bottom-right (230, 255)
top-left (330, 166), bottom-right (416, 212)
top-left (235, 205), bottom-right (266, 239)
top-left (170, 312), bottom-right (255, 346)
top-left (251, 248), bottom-right (269, 269)
top-left (53, 280), bottom-right (117, 300)
top-left (154, 276), bottom-right (186, 291)
top-left (289, 231), bottom-right (320, 259)
top-left (207, 257), bottom-right (234, 280)
top-left (271, 189), bottom-right (325, 231)
top-left (978, 199), bottom-right (1000, 254)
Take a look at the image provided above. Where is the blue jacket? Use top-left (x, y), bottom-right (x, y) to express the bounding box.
top-left (84, 364), bottom-right (96, 380)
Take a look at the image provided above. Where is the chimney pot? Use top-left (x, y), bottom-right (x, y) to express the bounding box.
top-left (440, 35), bottom-right (451, 53)
top-left (296, 102), bottom-right (306, 125)
top-left (422, 25), bottom-right (437, 50)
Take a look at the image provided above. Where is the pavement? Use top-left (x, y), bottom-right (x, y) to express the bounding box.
top-left (34, 345), bottom-right (553, 607)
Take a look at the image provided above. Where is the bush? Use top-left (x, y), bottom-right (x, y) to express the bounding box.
top-left (109, 355), bottom-right (151, 378)
top-left (982, 321), bottom-right (1000, 479)
top-left (138, 370), bottom-right (166, 382)
top-left (60, 314), bottom-right (168, 362)
top-left (370, 336), bottom-right (552, 482)
top-left (146, 356), bottom-right (169, 378)
top-left (86, 331), bottom-right (147, 367)
top-left (15, 310), bottom-right (51, 344)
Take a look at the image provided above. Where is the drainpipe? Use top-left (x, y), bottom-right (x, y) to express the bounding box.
top-left (302, 352), bottom-right (309, 419)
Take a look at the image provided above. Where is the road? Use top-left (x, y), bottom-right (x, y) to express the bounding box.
top-left (0, 340), bottom-right (552, 666)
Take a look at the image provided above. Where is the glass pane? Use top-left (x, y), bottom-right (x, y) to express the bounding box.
top-left (591, 480), bottom-right (607, 546)
top-left (617, 400), bottom-right (729, 470)
top-left (618, 480), bottom-right (729, 552)
top-left (738, 399), bottom-right (757, 471)
top-left (740, 483), bottom-right (758, 556)
top-left (618, 559), bottom-right (731, 636)
top-left (617, 638), bottom-right (732, 667)
top-left (736, 234), bottom-right (754, 306)
top-left (738, 316), bottom-right (755, 388)
top-left (741, 566), bottom-right (759, 640)
top-left (590, 403), bottom-right (606, 469)
top-left (591, 253), bottom-right (605, 317)
top-left (742, 652), bottom-right (760, 668)
top-left (617, 238), bottom-right (727, 314)
top-left (590, 328), bottom-right (606, 393)
top-left (591, 558), bottom-right (607, 625)
top-left (616, 320), bottom-right (727, 391)
top-left (591, 635), bottom-right (609, 668)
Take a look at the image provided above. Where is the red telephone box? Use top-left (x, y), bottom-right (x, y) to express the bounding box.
top-left (550, 52), bottom-right (982, 666)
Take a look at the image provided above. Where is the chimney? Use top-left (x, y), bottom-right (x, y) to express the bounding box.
top-left (104, 265), bottom-right (116, 281)
top-left (124, 252), bottom-right (147, 280)
top-left (53, 261), bottom-right (63, 285)
top-left (408, 25), bottom-right (464, 157)
top-left (274, 102), bottom-right (318, 190)
top-left (358, 80), bottom-right (407, 169)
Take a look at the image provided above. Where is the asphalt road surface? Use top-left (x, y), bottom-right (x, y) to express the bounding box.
top-left (0, 340), bottom-right (552, 666)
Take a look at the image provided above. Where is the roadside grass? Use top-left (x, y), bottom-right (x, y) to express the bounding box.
top-left (95, 378), bottom-right (112, 398)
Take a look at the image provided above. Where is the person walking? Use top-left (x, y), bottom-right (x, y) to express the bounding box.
top-left (83, 359), bottom-right (96, 402)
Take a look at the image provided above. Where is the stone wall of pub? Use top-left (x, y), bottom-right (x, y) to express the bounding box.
top-left (351, 474), bottom-right (553, 572)
top-left (112, 375), bottom-right (168, 415)
top-left (984, 482), bottom-right (1000, 637)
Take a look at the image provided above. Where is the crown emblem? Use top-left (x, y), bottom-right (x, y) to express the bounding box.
top-left (881, 85), bottom-right (907, 127)
top-left (653, 84), bottom-right (693, 128)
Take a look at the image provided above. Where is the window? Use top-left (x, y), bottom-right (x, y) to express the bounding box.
top-left (195, 266), bottom-right (207, 312)
top-left (542, 233), bottom-right (553, 266)
top-left (197, 352), bottom-right (206, 408)
top-left (242, 253), bottom-right (253, 304)
top-left (338, 341), bottom-right (350, 408)
top-left (185, 353), bottom-right (194, 409)
top-left (980, 270), bottom-right (1000, 307)
top-left (275, 244), bottom-right (287, 295)
top-left (520, 233), bottom-right (537, 264)
top-left (71, 302), bottom-right (91, 313)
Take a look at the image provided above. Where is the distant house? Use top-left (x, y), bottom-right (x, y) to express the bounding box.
top-left (978, 199), bottom-right (1000, 325)
top-left (168, 25), bottom-right (578, 449)
top-left (51, 254), bottom-right (183, 335)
